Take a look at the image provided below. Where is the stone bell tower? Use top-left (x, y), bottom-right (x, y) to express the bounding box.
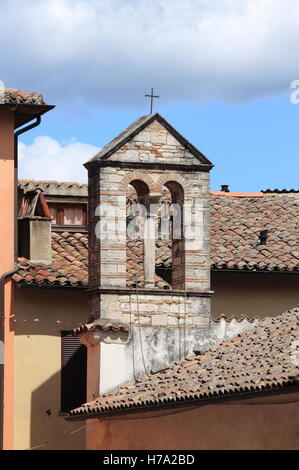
top-left (84, 113), bottom-right (213, 394)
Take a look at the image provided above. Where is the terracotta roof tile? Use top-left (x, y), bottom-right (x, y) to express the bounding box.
top-left (69, 306), bottom-right (299, 418)
top-left (14, 231), bottom-right (88, 287)
top-left (211, 194), bottom-right (299, 272)
top-left (18, 180), bottom-right (87, 197)
top-left (1, 88), bottom-right (47, 105)
top-left (73, 318), bottom-right (130, 336)
top-left (262, 189), bottom-right (299, 194)
top-left (14, 193), bottom-right (299, 287)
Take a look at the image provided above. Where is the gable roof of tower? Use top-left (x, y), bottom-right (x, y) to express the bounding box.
top-left (67, 306), bottom-right (299, 419)
top-left (85, 113), bottom-right (213, 168)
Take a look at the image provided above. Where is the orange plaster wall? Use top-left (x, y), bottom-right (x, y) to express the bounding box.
top-left (86, 393), bottom-right (299, 450)
top-left (0, 108), bottom-right (16, 450)
top-left (0, 108), bottom-right (15, 269)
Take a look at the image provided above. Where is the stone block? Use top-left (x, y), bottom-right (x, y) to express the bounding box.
top-left (166, 134), bottom-right (179, 146)
top-left (152, 315), bottom-right (168, 326)
top-left (150, 132), bottom-right (167, 144)
top-left (135, 131), bottom-right (150, 142)
top-left (167, 316), bottom-right (179, 327)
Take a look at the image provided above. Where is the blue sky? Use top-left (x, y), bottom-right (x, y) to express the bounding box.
top-left (1, 0), bottom-right (297, 191)
top-left (19, 91), bottom-right (299, 192)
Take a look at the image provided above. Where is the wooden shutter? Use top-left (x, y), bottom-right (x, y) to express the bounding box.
top-left (49, 204), bottom-right (87, 227)
top-left (64, 207), bottom-right (85, 225)
top-left (61, 331), bottom-right (87, 412)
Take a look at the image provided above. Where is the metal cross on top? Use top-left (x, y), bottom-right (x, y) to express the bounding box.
top-left (145, 88), bottom-right (159, 114)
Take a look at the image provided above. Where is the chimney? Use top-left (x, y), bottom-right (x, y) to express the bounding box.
top-left (221, 185), bottom-right (230, 192)
top-left (18, 217), bottom-right (52, 264)
top-left (18, 188), bottom-right (52, 264)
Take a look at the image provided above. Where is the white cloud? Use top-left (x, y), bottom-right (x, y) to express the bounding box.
top-left (1, 0), bottom-right (299, 106)
top-left (18, 136), bottom-right (100, 183)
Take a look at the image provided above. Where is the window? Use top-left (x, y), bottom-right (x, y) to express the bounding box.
top-left (49, 204), bottom-right (87, 227)
top-left (61, 331), bottom-right (87, 412)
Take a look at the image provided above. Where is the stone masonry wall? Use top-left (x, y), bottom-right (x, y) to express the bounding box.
top-left (88, 117), bottom-right (211, 328)
top-left (99, 292), bottom-right (211, 328)
top-left (89, 168), bottom-right (210, 288)
top-left (109, 120), bottom-right (201, 165)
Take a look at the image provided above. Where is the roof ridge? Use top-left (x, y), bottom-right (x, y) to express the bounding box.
top-left (2, 87), bottom-right (47, 105)
top-left (19, 179), bottom-right (87, 187)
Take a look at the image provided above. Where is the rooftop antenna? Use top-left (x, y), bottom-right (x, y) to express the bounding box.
top-left (145, 87), bottom-right (159, 114)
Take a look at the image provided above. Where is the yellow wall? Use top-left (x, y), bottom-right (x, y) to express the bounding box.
top-left (86, 392), bottom-right (299, 450)
top-left (212, 272), bottom-right (299, 319)
top-left (14, 287), bottom-right (88, 450)
top-left (13, 271), bottom-right (299, 449)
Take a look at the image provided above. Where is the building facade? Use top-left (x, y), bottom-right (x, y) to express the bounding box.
top-left (9, 116), bottom-right (299, 450)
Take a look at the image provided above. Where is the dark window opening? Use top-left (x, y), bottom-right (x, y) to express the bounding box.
top-left (156, 267), bottom-right (172, 286)
top-left (61, 331), bottom-right (87, 412)
top-left (259, 230), bottom-right (268, 245)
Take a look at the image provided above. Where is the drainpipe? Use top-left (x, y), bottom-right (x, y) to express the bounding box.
top-left (0, 116), bottom-right (42, 450)
top-left (14, 117), bottom-right (41, 260)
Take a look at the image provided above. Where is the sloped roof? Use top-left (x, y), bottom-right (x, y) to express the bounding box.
top-left (14, 190), bottom-right (299, 288)
top-left (129, 193), bottom-right (299, 273)
top-left (126, 239), bottom-right (171, 289)
top-left (73, 318), bottom-right (130, 336)
top-left (262, 189), bottom-right (299, 194)
top-left (19, 180), bottom-right (88, 197)
top-left (1, 88), bottom-right (54, 128)
top-left (13, 232), bottom-right (88, 288)
top-left (86, 113), bottom-right (213, 167)
top-left (18, 189), bottom-right (51, 219)
top-left (1, 88), bottom-right (47, 105)
top-left (211, 194), bottom-right (299, 272)
top-left (68, 306), bottom-right (299, 419)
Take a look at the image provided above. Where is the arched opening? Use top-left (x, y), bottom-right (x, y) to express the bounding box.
top-left (156, 186), bottom-right (172, 286)
top-left (126, 180), bottom-right (148, 288)
top-left (156, 181), bottom-right (185, 290)
top-left (126, 178), bottom-right (184, 290)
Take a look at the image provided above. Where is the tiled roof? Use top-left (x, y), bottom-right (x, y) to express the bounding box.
top-left (211, 191), bottom-right (264, 197)
top-left (73, 318), bottom-right (130, 336)
top-left (19, 180), bottom-right (88, 197)
top-left (131, 194), bottom-right (299, 273)
top-left (18, 189), bottom-right (51, 219)
top-left (126, 239), bottom-right (171, 289)
top-left (13, 232), bottom-right (88, 287)
top-left (2, 89), bottom-right (54, 129)
top-left (262, 189), bottom-right (299, 194)
top-left (68, 306), bottom-right (299, 418)
top-left (211, 194), bottom-right (299, 272)
top-left (14, 191), bottom-right (299, 287)
top-left (1, 88), bottom-right (47, 105)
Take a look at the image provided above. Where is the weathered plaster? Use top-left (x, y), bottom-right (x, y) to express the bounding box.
top-left (99, 318), bottom-right (257, 394)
